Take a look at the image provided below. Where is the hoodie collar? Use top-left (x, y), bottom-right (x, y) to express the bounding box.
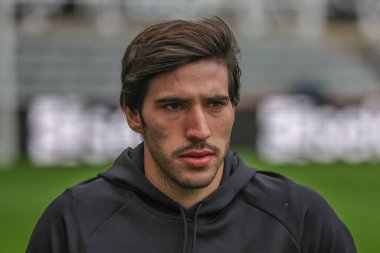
top-left (99, 143), bottom-right (256, 215)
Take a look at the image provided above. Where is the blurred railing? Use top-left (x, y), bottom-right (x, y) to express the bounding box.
top-left (1, 0), bottom-right (380, 166)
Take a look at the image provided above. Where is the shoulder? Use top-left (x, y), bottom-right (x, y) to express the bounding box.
top-left (27, 176), bottom-right (131, 253)
top-left (240, 170), bottom-right (327, 233)
top-left (242, 170), bottom-right (328, 210)
top-left (239, 170), bottom-right (356, 252)
top-left (62, 176), bottom-right (130, 207)
top-left (46, 176), bottom-right (130, 228)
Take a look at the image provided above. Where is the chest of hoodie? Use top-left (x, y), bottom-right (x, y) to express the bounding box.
top-left (82, 191), bottom-right (300, 253)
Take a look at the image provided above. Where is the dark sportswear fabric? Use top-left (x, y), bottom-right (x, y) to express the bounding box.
top-left (27, 143), bottom-right (356, 253)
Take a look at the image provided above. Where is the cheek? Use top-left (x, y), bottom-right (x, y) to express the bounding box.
top-left (212, 113), bottom-right (234, 138)
top-left (144, 118), bottom-right (180, 149)
top-left (142, 109), bottom-right (168, 136)
top-left (145, 123), bottom-right (166, 142)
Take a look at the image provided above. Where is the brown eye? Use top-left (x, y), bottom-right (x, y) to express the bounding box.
top-left (210, 102), bottom-right (221, 107)
top-left (209, 101), bottom-right (224, 110)
top-left (164, 103), bottom-right (182, 111)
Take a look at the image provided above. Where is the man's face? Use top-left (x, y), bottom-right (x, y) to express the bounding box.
top-left (130, 59), bottom-right (235, 190)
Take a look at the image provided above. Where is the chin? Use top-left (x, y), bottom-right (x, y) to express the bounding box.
top-left (177, 180), bottom-right (213, 190)
top-left (177, 171), bottom-right (217, 190)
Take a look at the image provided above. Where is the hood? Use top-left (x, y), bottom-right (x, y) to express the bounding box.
top-left (99, 143), bottom-right (257, 216)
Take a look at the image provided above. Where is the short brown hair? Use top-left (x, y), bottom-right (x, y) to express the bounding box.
top-left (120, 17), bottom-right (241, 111)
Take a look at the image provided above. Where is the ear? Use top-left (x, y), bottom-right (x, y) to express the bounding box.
top-left (123, 107), bottom-right (144, 134)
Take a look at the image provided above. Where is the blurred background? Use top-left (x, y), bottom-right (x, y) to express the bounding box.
top-left (0, 0), bottom-right (379, 252)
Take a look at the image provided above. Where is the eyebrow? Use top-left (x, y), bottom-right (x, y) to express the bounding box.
top-left (155, 97), bottom-right (190, 104)
top-left (207, 95), bottom-right (230, 102)
top-left (155, 95), bottom-right (230, 104)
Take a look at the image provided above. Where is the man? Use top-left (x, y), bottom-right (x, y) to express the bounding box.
top-left (27, 17), bottom-right (356, 253)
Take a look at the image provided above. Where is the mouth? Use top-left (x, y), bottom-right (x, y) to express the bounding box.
top-left (178, 150), bottom-right (214, 167)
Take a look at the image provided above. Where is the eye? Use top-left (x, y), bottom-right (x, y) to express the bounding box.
top-left (208, 101), bottom-right (225, 110)
top-left (164, 103), bottom-right (182, 111)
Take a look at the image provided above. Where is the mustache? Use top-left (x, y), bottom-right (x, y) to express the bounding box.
top-left (172, 142), bottom-right (221, 157)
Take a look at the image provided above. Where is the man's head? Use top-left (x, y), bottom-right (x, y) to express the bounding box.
top-left (120, 17), bottom-right (241, 114)
top-left (121, 17), bottom-right (241, 201)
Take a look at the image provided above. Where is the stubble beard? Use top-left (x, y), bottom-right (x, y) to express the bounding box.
top-left (143, 128), bottom-right (229, 191)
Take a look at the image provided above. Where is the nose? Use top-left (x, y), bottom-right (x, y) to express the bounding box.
top-left (185, 106), bottom-right (211, 141)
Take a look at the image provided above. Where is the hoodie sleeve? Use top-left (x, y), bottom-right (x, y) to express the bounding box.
top-left (26, 189), bottom-right (82, 253)
top-left (299, 186), bottom-right (357, 253)
top-left (242, 171), bottom-right (357, 253)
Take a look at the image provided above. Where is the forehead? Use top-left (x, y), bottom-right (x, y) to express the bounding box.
top-left (146, 59), bottom-right (229, 99)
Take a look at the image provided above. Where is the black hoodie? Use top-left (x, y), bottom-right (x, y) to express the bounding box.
top-left (27, 144), bottom-right (356, 253)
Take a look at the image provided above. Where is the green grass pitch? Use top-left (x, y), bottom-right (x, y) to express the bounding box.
top-left (0, 149), bottom-right (379, 253)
